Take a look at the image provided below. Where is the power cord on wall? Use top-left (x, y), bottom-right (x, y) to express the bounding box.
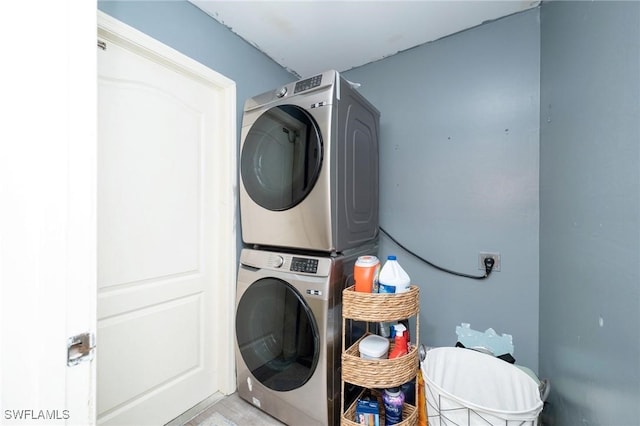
top-left (379, 226), bottom-right (495, 280)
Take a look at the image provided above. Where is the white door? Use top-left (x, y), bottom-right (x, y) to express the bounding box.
top-left (1, 1), bottom-right (97, 425)
top-left (97, 12), bottom-right (236, 426)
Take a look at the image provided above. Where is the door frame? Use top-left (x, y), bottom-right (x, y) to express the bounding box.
top-left (97, 11), bottom-right (238, 396)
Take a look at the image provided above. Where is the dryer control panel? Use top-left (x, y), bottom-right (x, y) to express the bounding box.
top-left (294, 74), bottom-right (322, 94)
top-left (243, 70), bottom-right (336, 113)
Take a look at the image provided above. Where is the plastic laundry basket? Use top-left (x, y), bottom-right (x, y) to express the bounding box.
top-left (422, 347), bottom-right (543, 425)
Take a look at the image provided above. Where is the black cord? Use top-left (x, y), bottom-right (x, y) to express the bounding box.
top-left (379, 226), bottom-right (494, 280)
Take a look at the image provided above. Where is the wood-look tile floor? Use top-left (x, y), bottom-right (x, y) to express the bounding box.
top-left (183, 393), bottom-right (286, 426)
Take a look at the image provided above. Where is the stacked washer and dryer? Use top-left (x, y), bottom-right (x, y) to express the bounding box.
top-left (235, 70), bottom-right (380, 426)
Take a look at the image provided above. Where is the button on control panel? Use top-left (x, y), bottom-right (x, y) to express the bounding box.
top-left (290, 257), bottom-right (319, 274)
top-left (294, 74), bottom-right (322, 94)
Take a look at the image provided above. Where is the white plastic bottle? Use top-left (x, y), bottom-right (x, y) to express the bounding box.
top-left (378, 255), bottom-right (411, 293)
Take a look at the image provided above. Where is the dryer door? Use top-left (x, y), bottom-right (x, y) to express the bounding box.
top-left (241, 105), bottom-right (323, 211)
top-left (236, 277), bottom-right (320, 392)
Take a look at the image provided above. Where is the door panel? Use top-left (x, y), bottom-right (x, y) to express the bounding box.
top-left (97, 13), bottom-right (236, 425)
top-left (98, 82), bottom-right (201, 288)
top-left (98, 295), bottom-right (202, 412)
top-left (1, 4), bottom-right (97, 425)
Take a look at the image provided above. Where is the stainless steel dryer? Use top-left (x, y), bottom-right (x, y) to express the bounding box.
top-left (239, 70), bottom-right (380, 253)
top-left (235, 245), bottom-right (375, 426)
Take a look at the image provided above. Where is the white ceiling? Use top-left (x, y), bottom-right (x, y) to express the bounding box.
top-left (189, 0), bottom-right (540, 78)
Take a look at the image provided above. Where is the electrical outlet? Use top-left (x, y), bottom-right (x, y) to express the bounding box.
top-left (479, 252), bottom-right (501, 272)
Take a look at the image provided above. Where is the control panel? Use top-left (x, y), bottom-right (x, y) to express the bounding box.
top-left (290, 256), bottom-right (319, 274)
top-left (294, 74), bottom-right (322, 94)
top-left (243, 249), bottom-right (330, 277)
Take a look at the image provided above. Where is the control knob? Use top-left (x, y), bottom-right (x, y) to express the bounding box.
top-left (272, 255), bottom-right (284, 268)
top-left (275, 86), bottom-right (287, 98)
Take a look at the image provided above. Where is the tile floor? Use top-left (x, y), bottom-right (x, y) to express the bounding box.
top-left (183, 393), bottom-right (285, 426)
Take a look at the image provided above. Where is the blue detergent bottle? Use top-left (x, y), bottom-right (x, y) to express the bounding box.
top-left (383, 387), bottom-right (405, 425)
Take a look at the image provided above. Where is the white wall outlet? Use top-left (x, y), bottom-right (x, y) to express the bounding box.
top-left (479, 252), bottom-right (501, 272)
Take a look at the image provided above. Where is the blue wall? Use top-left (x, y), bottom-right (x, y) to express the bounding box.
top-left (539, 1), bottom-right (640, 423)
top-left (344, 9), bottom-right (541, 372)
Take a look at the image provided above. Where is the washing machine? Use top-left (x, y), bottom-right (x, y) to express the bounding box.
top-left (235, 245), bottom-right (375, 426)
top-left (239, 70), bottom-right (380, 253)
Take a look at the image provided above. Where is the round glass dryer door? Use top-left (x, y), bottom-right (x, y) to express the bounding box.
top-left (236, 278), bottom-right (320, 391)
top-left (241, 105), bottom-right (323, 211)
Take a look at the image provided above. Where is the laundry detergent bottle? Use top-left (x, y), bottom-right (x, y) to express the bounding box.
top-left (378, 255), bottom-right (411, 293)
top-left (383, 387), bottom-right (405, 425)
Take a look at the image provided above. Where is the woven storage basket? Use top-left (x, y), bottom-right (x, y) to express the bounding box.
top-left (341, 389), bottom-right (418, 426)
top-left (340, 284), bottom-right (420, 426)
top-left (342, 285), bottom-right (419, 321)
top-left (342, 333), bottom-right (419, 388)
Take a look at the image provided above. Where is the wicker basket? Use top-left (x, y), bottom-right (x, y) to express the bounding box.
top-left (341, 389), bottom-right (418, 426)
top-left (342, 285), bottom-right (419, 322)
top-left (342, 333), bottom-right (419, 388)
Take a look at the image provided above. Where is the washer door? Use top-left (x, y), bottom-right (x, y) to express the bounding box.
top-left (236, 277), bottom-right (320, 392)
top-left (241, 105), bottom-right (323, 211)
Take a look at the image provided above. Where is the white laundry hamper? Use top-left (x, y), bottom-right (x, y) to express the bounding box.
top-left (422, 347), bottom-right (543, 425)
